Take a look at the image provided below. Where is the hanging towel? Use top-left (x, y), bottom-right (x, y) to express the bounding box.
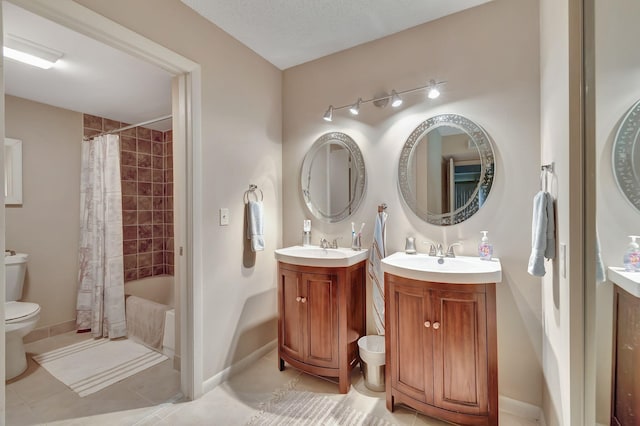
top-left (368, 211), bottom-right (388, 335)
top-left (125, 296), bottom-right (170, 350)
top-left (528, 191), bottom-right (556, 277)
top-left (544, 192), bottom-right (556, 260)
top-left (247, 200), bottom-right (264, 252)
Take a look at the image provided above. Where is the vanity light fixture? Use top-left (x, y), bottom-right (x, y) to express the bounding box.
top-left (3, 34), bottom-right (63, 70)
top-left (322, 79), bottom-right (446, 121)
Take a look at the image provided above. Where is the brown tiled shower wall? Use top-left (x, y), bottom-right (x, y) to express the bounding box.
top-left (83, 114), bottom-right (174, 281)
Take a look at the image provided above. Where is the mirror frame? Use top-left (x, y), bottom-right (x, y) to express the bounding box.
top-left (301, 132), bottom-right (366, 223)
top-left (4, 138), bottom-right (23, 205)
top-left (398, 114), bottom-right (495, 226)
top-left (612, 99), bottom-right (640, 212)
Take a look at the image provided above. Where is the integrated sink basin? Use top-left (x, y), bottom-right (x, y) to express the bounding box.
top-left (275, 245), bottom-right (369, 267)
top-left (608, 267), bottom-right (640, 297)
top-left (381, 251), bottom-right (502, 284)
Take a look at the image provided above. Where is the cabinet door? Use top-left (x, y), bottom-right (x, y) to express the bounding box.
top-left (432, 289), bottom-right (488, 415)
top-left (302, 272), bottom-right (339, 369)
top-left (388, 281), bottom-right (433, 404)
top-left (612, 287), bottom-right (640, 425)
top-left (279, 268), bottom-right (305, 361)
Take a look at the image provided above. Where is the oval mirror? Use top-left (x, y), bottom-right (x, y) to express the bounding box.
top-left (398, 114), bottom-right (495, 226)
top-left (613, 99), bottom-right (640, 212)
top-left (301, 132), bottom-right (366, 223)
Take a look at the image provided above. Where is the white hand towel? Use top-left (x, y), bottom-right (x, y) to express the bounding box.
top-left (247, 200), bottom-right (264, 252)
top-left (368, 211), bottom-right (387, 335)
top-left (528, 191), bottom-right (555, 277)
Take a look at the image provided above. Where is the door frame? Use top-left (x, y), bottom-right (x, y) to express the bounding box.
top-left (3, 0), bottom-right (204, 400)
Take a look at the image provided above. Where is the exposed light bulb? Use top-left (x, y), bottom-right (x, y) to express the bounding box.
top-left (427, 86), bottom-right (440, 99)
top-left (427, 80), bottom-right (440, 99)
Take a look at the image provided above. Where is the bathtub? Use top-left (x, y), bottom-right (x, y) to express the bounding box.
top-left (124, 276), bottom-right (175, 359)
top-left (124, 276), bottom-right (174, 307)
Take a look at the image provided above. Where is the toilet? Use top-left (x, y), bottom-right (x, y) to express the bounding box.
top-left (5, 253), bottom-right (41, 380)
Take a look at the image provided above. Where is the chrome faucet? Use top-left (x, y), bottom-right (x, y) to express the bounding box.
top-left (423, 241), bottom-right (443, 257)
top-left (319, 237), bottom-right (341, 249)
top-left (446, 243), bottom-right (462, 258)
top-left (423, 241), bottom-right (461, 258)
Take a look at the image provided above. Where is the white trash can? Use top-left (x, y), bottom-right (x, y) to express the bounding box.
top-left (357, 335), bottom-right (385, 392)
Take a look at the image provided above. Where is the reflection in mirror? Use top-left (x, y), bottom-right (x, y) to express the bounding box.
top-left (4, 138), bottom-right (23, 205)
top-left (301, 132), bottom-right (366, 223)
top-left (612, 99), bottom-right (640, 212)
top-left (399, 114), bottom-right (494, 225)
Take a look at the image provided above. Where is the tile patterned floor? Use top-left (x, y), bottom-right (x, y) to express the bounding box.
top-left (6, 332), bottom-right (539, 425)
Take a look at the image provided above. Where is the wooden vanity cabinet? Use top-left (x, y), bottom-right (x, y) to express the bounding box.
top-left (385, 273), bottom-right (498, 426)
top-left (277, 260), bottom-right (366, 393)
top-left (611, 284), bottom-right (640, 426)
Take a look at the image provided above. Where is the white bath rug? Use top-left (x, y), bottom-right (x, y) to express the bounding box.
top-left (247, 378), bottom-right (396, 426)
top-left (32, 337), bottom-right (167, 397)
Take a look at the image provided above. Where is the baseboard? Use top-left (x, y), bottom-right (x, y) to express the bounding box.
top-left (202, 339), bottom-right (277, 394)
top-left (24, 319), bottom-right (76, 343)
top-left (499, 395), bottom-right (543, 423)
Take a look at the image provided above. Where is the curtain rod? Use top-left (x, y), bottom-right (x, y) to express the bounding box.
top-left (83, 114), bottom-right (172, 140)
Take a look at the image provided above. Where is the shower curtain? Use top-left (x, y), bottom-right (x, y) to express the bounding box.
top-left (76, 134), bottom-right (127, 338)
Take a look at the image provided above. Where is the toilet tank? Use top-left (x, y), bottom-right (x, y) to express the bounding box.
top-left (5, 253), bottom-right (29, 302)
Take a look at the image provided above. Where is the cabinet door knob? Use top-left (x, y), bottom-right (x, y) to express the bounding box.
top-left (301, 297), bottom-right (307, 303)
top-left (433, 322), bottom-right (440, 330)
top-left (296, 296), bottom-right (302, 302)
top-left (424, 321), bottom-right (431, 328)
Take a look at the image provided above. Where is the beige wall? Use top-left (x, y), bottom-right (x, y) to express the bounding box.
top-left (540, 0), bottom-right (588, 424)
top-left (74, 0), bottom-right (283, 381)
top-left (5, 95), bottom-right (82, 328)
top-left (594, 0), bottom-right (640, 422)
top-left (284, 0), bottom-right (542, 407)
top-left (539, 1), bottom-right (569, 422)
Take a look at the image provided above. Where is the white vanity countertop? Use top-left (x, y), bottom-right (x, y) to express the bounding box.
top-left (381, 251), bottom-right (502, 284)
top-left (608, 266), bottom-right (640, 297)
top-left (275, 245), bottom-right (369, 268)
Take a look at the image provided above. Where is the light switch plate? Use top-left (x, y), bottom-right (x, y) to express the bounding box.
top-left (220, 208), bottom-right (229, 226)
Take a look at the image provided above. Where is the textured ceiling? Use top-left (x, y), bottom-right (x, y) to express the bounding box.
top-left (3, 1), bottom-right (492, 128)
top-left (3, 2), bottom-right (173, 130)
top-left (181, 0), bottom-right (493, 69)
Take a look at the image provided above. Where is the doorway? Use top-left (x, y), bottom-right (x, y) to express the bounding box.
top-left (2, 0), bottom-right (202, 415)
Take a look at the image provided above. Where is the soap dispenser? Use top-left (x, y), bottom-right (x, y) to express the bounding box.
top-left (623, 235), bottom-right (640, 272)
top-left (478, 231), bottom-right (493, 260)
top-left (302, 220), bottom-right (312, 246)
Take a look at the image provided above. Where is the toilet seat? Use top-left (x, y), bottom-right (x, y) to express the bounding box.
top-left (5, 301), bottom-right (41, 323)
